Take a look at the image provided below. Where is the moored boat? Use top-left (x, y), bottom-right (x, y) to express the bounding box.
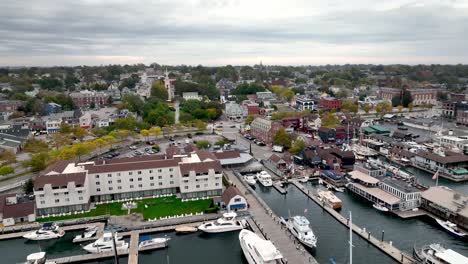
top-left (138, 235), bottom-right (170, 249)
top-left (243, 174), bottom-right (257, 186)
top-left (23, 223), bottom-right (65, 241)
top-left (198, 212), bottom-right (246, 233)
top-left (239, 229), bottom-right (283, 264)
top-left (317, 190), bottom-right (342, 209)
top-left (413, 243), bottom-right (468, 264)
top-left (372, 203), bottom-right (389, 212)
top-left (257, 171), bottom-right (273, 187)
top-left (82, 232), bottom-right (128, 253)
top-left (435, 219), bottom-right (467, 239)
top-left (282, 215), bottom-right (317, 248)
top-left (73, 225), bottom-right (98, 242)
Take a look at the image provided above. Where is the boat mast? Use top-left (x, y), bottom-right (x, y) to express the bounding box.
top-left (349, 211), bottom-right (353, 264)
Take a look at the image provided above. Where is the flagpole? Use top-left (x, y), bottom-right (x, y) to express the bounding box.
top-left (436, 169), bottom-right (439, 187)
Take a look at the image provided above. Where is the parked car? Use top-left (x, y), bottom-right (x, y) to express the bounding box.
top-left (129, 145), bottom-right (137, 150)
top-left (256, 141), bottom-right (266, 146)
top-left (134, 151), bottom-right (142, 155)
top-left (398, 127), bottom-right (408, 131)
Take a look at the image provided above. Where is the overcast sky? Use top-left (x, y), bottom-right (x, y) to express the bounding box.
top-left (1, 0), bottom-right (468, 66)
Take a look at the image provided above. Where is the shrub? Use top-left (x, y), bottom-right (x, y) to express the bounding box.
top-left (0, 166), bottom-right (14, 176)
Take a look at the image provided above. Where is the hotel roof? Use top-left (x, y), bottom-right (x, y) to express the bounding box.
top-left (348, 170), bottom-right (380, 184)
top-left (352, 183), bottom-right (401, 205)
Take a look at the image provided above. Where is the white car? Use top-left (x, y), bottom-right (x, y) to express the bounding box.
top-left (129, 145), bottom-right (137, 150)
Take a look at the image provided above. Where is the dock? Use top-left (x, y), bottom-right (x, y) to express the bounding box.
top-left (227, 171), bottom-right (318, 264)
top-left (273, 181), bottom-right (287, 194)
top-left (128, 231), bottom-right (139, 264)
top-left (292, 181), bottom-right (415, 264)
top-left (0, 222), bottom-right (105, 241)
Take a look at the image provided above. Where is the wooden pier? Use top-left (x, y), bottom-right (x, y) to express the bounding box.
top-left (0, 222), bottom-right (105, 241)
top-left (273, 181), bottom-right (287, 194)
top-left (226, 171), bottom-right (318, 264)
top-left (292, 181), bottom-right (416, 264)
top-left (128, 231), bottom-right (139, 264)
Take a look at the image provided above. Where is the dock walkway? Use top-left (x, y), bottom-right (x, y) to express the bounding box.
top-left (226, 171), bottom-right (318, 264)
top-left (0, 222), bottom-right (105, 241)
top-left (273, 181), bottom-right (287, 194)
top-left (128, 231), bottom-right (139, 264)
top-left (292, 181), bottom-right (415, 264)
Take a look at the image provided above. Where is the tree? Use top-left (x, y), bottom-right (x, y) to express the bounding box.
top-left (91, 127), bottom-right (108, 138)
top-left (289, 139), bottom-right (307, 154)
top-left (149, 126), bottom-right (162, 140)
top-left (22, 178), bottom-right (34, 194)
top-left (335, 89), bottom-right (349, 99)
top-left (72, 143), bottom-right (91, 161)
top-left (397, 105), bottom-right (404, 114)
top-left (93, 138), bottom-right (107, 154)
top-left (122, 94), bottom-right (144, 114)
top-left (363, 104), bottom-right (372, 114)
top-left (50, 133), bottom-right (71, 150)
top-left (401, 89), bottom-right (413, 107)
top-left (194, 119), bottom-right (207, 130)
top-left (280, 89), bottom-right (295, 102)
top-left (245, 115), bottom-right (255, 125)
top-left (0, 150), bottom-right (16, 166)
top-left (140, 129), bottom-right (150, 141)
top-left (0, 166), bottom-right (14, 176)
top-left (375, 101), bottom-right (392, 118)
top-left (23, 152), bottom-right (49, 172)
top-left (73, 127), bottom-right (87, 141)
top-left (273, 128), bottom-right (292, 148)
top-left (151, 80), bottom-right (168, 100)
top-left (59, 123), bottom-right (73, 134)
top-left (342, 100), bottom-right (358, 115)
top-left (114, 116), bottom-right (138, 130)
top-left (24, 139), bottom-right (49, 153)
top-left (321, 112), bottom-right (340, 129)
top-left (196, 140), bottom-right (211, 149)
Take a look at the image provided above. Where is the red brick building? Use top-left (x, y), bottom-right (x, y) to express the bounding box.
top-left (250, 117), bottom-right (282, 145)
top-left (319, 97), bottom-right (342, 110)
top-left (457, 110), bottom-right (468, 126)
top-left (378, 87), bottom-right (438, 106)
top-left (70, 91), bottom-right (108, 108)
top-left (243, 103), bottom-right (260, 115)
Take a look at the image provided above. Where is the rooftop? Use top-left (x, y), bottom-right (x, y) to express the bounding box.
top-left (421, 186), bottom-right (468, 218)
top-left (352, 183), bottom-right (401, 205)
top-left (380, 177), bottom-right (421, 193)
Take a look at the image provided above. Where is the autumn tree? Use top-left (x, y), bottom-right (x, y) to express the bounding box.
top-left (273, 128), bottom-right (292, 148)
top-left (321, 112), bottom-right (340, 129)
top-left (140, 129), bottom-right (150, 141)
top-left (342, 100), bottom-right (358, 115)
top-left (363, 104), bottom-right (372, 114)
top-left (245, 115), bottom-right (255, 125)
top-left (73, 127), bottom-right (88, 141)
top-left (289, 139), bottom-right (307, 154)
top-left (375, 101), bottom-right (392, 118)
top-left (149, 126), bottom-right (162, 140)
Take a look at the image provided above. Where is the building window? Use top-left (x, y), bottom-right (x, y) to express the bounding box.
top-left (158, 176), bottom-right (162, 179)
top-left (158, 169), bottom-right (162, 173)
top-left (215, 183), bottom-right (219, 186)
top-left (95, 175), bottom-right (100, 179)
top-left (129, 172), bottom-right (133, 175)
top-left (108, 181), bottom-right (112, 184)
top-left (130, 179), bottom-right (134, 182)
top-left (65, 198), bottom-right (70, 202)
top-left (55, 199), bottom-right (60, 203)
top-left (40, 201), bottom-right (45, 205)
top-left (39, 194), bottom-right (44, 197)
top-left (117, 173), bottom-right (121, 176)
top-left (184, 186), bottom-right (188, 189)
top-left (170, 181), bottom-right (174, 184)
top-left (170, 175), bottom-right (173, 178)
top-left (97, 188), bottom-right (101, 192)
top-left (117, 179), bottom-right (121, 183)
top-left (118, 186), bottom-right (122, 190)
top-left (109, 187), bottom-right (113, 191)
top-left (159, 182), bottom-right (163, 186)
top-left (138, 178), bottom-right (142, 181)
top-left (130, 185), bottom-right (134, 189)
top-left (64, 192), bottom-right (69, 195)
top-left (149, 170), bottom-right (153, 173)
top-left (196, 185), bottom-right (200, 188)
top-left (138, 184), bottom-right (142, 188)
top-left (169, 168), bottom-right (173, 172)
top-left (96, 181), bottom-right (100, 185)
top-left (150, 183), bottom-right (154, 186)
top-left (150, 177), bottom-right (154, 180)
top-left (138, 171), bottom-right (142, 174)
top-left (77, 191), bottom-right (83, 194)
top-left (54, 193), bottom-right (59, 196)
top-left (78, 197), bottom-right (83, 200)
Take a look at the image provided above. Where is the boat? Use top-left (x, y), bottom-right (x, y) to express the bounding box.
top-left (372, 203), bottom-right (389, 212)
top-left (413, 243), bottom-right (468, 264)
top-left (73, 225), bottom-right (98, 242)
top-left (198, 212), bottom-right (247, 233)
top-left (82, 232), bottom-right (129, 253)
top-left (175, 226), bottom-right (198, 234)
top-left (243, 174), bottom-right (257, 186)
top-left (138, 235), bottom-right (170, 249)
top-left (239, 229), bottom-right (283, 264)
top-left (257, 171), bottom-right (273, 187)
top-left (282, 216), bottom-right (317, 248)
top-left (23, 223), bottom-right (65, 241)
top-left (298, 175), bottom-right (309, 183)
top-left (317, 190), bottom-right (342, 209)
top-left (435, 219), bottom-right (467, 238)
top-left (333, 186), bottom-right (345, 192)
top-left (318, 179), bottom-right (323, 185)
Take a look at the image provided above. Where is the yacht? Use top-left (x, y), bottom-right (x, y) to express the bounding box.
top-left (243, 174), bottom-right (257, 186)
top-left (435, 219), bottom-right (467, 238)
top-left (239, 229), bottom-right (283, 264)
top-left (138, 235), bottom-right (170, 249)
top-left (373, 203), bottom-right (389, 212)
top-left (198, 212), bottom-right (246, 233)
top-left (318, 190), bottom-right (342, 209)
top-left (413, 243), bottom-right (468, 264)
top-left (82, 232), bottom-right (129, 253)
top-left (73, 225), bottom-right (98, 242)
top-left (257, 171), bottom-right (273, 187)
top-left (23, 223), bottom-right (65, 241)
top-left (282, 216), bottom-right (317, 248)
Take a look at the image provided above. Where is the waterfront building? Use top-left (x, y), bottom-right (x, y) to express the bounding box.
top-left (436, 135), bottom-right (468, 154)
top-left (221, 186), bottom-right (247, 212)
top-left (378, 177), bottom-right (421, 210)
top-left (421, 186), bottom-right (468, 230)
top-left (250, 117), bottom-right (282, 145)
top-left (33, 150), bottom-right (223, 216)
top-left (412, 150), bottom-right (468, 181)
top-left (320, 170), bottom-right (346, 187)
top-left (0, 194), bottom-right (35, 226)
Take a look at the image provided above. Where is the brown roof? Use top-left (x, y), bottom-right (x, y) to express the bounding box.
top-left (222, 186), bottom-right (244, 204)
top-left (417, 151), bottom-right (468, 164)
top-left (43, 160), bottom-right (71, 175)
top-left (184, 144), bottom-right (198, 153)
top-left (196, 150), bottom-right (216, 161)
top-left (34, 172), bottom-right (87, 189)
top-left (179, 161), bottom-right (222, 176)
top-left (0, 193), bottom-right (15, 214)
top-left (213, 151), bottom-right (241, 160)
top-left (98, 154), bottom-right (167, 165)
top-left (269, 154), bottom-right (285, 164)
top-left (166, 146), bottom-right (182, 157)
top-left (86, 159), bottom-right (180, 174)
top-left (3, 200), bottom-right (35, 218)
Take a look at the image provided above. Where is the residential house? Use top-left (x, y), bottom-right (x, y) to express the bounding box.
top-left (221, 186), bottom-right (247, 212)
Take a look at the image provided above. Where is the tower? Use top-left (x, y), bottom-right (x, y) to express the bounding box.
top-left (164, 68), bottom-right (174, 101)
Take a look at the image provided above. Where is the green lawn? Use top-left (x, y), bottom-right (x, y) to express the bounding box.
top-left (39, 196), bottom-right (217, 223)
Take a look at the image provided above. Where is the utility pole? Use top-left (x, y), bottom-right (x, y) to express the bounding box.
top-left (112, 232), bottom-right (119, 264)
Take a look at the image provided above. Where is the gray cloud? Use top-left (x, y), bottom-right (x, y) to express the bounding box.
top-left (1, 0), bottom-right (468, 65)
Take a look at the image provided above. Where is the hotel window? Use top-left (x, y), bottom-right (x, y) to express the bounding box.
top-left (109, 187), bottom-right (113, 191)
top-left (79, 197), bottom-right (83, 200)
top-left (158, 176), bottom-right (162, 179)
top-left (97, 188), bottom-right (101, 192)
top-left (159, 182), bottom-right (163, 186)
top-left (108, 174), bottom-right (112, 177)
top-left (64, 192), bottom-right (69, 195)
top-left (138, 178), bottom-right (142, 181)
top-left (39, 194), bottom-right (44, 197)
top-left (118, 186), bottom-right (122, 190)
top-left (204, 184), bottom-right (208, 187)
top-left (150, 177), bottom-right (154, 180)
top-left (117, 173), bottom-right (121, 176)
top-left (170, 181), bottom-right (174, 184)
top-left (158, 169), bottom-right (162, 173)
top-left (65, 198), bottom-right (69, 202)
top-left (96, 175), bottom-right (100, 179)
top-left (169, 168), bottom-right (173, 172)
top-left (108, 181), bottom-right (112, 184)
top-left (96, 181), bottom-right (100, 185)
top-left (196, 185), bottom-right (200, 188)
top-left (117, 179), bottom-right (121, 183)
top-left (130, 185), bottom-right (134, 189)
top-left (170, 175), bottom-right (173, 178)
top-left (150, 183), bottom-right (155, 186)
top-left (215, 183), bottom-right (219, 186)
top-left (77, 190), bottom-right (83, 194)
top-left (184, 186), bottom-right (188, 189)
top-left (138, 171), bottom-right (142, 174)
top-left (54, 193), bottom-right (59, 196)
top-left (138, 184), bottom-right (142, 188)
top-left (129, 172), bottom-right (133, 175)
top-left (55, 199), bottom-right (60, 203)
top-left (40, 201), bottom-right (45, 205)
top-left (130, 179), bottom-right (134, 182)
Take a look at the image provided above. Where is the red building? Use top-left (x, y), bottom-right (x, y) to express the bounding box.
top-left (450, 93), bottom-right (467, 102)
top-left (243, 103), bottom-right (260, 115)
top-left (70, 91), bottom-right (108, 108)
top-left (250, 117), bottom-right (282, 145)
top-left (319, 97), bottom-right (342, 110)
top-left (456, 110), bottom-right (468, 126)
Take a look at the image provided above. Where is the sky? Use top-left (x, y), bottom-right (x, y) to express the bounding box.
top-left (1, 0), bottom-right (468, 66)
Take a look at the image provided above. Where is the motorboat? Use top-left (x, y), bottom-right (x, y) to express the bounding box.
top-left (23, 223), bottom-right (65, 241)
top-left (243, 174), bottom-right (257, 186)
top-left (73, 225), bottom-right (98, 242)
top-left (435, 219), bottom-right (467, 238)
top-left (317, 190), bottom-right (342, 210)
top-left (333, 186), bottom-right (345, 192)
top-left (413, 243), bottom-right (468, 264)
top-left (175, 226), bottom-right (198, 234)
top-left (318, 179), bottom-right (323, 185)
top-left (257, 171), bottom-right (273, 187)
top-left (373, 203), bottom-right (389, 212)
top-left (138, 235), bottom-right (170, 249)
top-left (198, 212), bottom-right (247, 233)
top-left (82, 232), bottom-right (129, 253)
top-left (298, 175), bottom-right (309, 183)
top-left (282, 216), bottom-right (317, 248)
top-left (239, 229), bottom-right (283, 264)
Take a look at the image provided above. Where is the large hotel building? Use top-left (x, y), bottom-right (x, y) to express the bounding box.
top-left (34, 150), bottom-right (224, 216)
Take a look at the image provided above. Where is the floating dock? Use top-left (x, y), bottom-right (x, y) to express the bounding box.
top-left (0, 223), bottom-right (105, 241)
top-left (273, 182), bottom-right (287, 194)
top-left (292, 181), bottom-right (415, 264)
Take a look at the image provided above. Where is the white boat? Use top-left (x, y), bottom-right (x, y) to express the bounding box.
top-left (198, 212), bottom-right (246, 233)
top-left (333, 186), bottom-right (345, 192)
top-left (318, 179), bottom-right (323, 185)
top-left (283, 216), bottom-right (317, 248)
top-left (82, 232), bottom-right (129, 253)
top-left (318, 190), bottom-right (342, 210)
top-left (257, 171), bottom-right (273, 187)
top-left (73, 225), bottom-right (98, 242)
top-left (373, 203), bottom-right (389, 212)
top-left (243, 174), bottom-right (257, 186)
top-left (239, 229), bottom-right (283, 264)
top-left (23, 223), bottom-right (65, 241)
top-left (413, 243), bottom-right (468, 264)
top-left (138, 235), bottom-right (170, 249)
top-left (435, 219), bottom-right (467, 238)
top-left (298, 175), bottom-right (309, 183)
